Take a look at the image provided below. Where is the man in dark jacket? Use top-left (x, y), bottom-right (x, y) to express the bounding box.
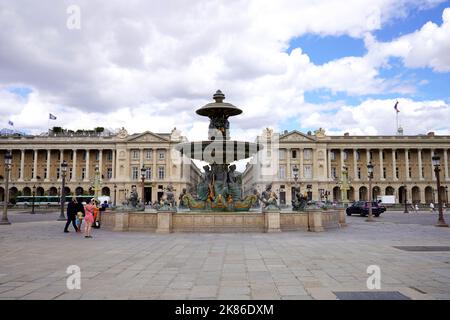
top-left (64, 197), bottom-right (79, 233)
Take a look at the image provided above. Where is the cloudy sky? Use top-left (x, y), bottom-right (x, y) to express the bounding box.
top-left (1, 0), bottom-right (450, 142)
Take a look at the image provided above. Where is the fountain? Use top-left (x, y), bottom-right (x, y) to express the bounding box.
top-left (175, 90), bottom-right (263, 211)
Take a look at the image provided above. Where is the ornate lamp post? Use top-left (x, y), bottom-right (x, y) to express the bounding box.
top-left (366, 162), bottom-right (375, 222)
top-left (113, 184), bottom-right (117, 207)
top-left (92, 165), bottom-right (101, 200)
top-left (58, 160), bottom-right (68, 221)
top-left (293, 164), bottom-right (299, 187)
top-left (403, 184), bottom-right (409, 213)
top-left (31, 184), bottom-right (36, 214)
top-left (432, 156), bottom-right (448, 227)
top-left (340, 166), bottom-right (350, 207)
top-left (446, 186), bottom-right (448, 207)
top-left (1, 151), bottom-right (12, 225)
top-left (141, 166), bottom-right (146, 205)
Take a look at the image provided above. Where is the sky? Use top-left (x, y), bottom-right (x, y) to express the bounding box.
top-left (1, 0), bottom-right (450, 144)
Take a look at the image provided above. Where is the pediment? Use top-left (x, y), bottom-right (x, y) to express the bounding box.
top-left (280, 130), bottom-right (316, 142)
top-left (127, 131), bottom-right (169, 143)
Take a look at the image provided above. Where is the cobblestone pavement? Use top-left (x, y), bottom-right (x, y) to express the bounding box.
top-left (0, 211), bottom-right (449, 300)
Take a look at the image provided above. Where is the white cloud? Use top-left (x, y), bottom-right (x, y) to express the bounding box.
top-left (0, 0), bottom-right (449, 139)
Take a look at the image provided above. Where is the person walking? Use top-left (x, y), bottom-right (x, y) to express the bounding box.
top-left (64, 197), bottom-right (79, 233)
top-left (430, 202), bottom-right (435, 212)
top-left (83, 199), bottom-right (96, 238)
top-left (414, 203), bottom-right (419, 213)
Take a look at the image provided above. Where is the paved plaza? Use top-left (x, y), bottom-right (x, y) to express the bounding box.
top-left (1, 210), bottom-right (450, 300)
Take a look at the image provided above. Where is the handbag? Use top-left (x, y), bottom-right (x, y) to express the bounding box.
top-left (93, 221), bottom-right (101, 229)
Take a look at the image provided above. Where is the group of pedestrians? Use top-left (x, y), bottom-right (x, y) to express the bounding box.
top-left (64, 197), bottom-right (108, 238)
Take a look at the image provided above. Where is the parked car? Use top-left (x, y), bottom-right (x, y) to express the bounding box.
top-left (346, 201), bottom-right (386, 217)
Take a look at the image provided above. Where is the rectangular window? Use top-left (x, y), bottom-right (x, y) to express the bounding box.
top-left (279, 149), bottom-right (286, 160)
top-left (146, 167), bottom-right (152, 180)
top-left (146, 149), bottom-right (152, 159)
top-left (396, 167), bottom-right (399, 179)
top-left (408, 167), bottom-right (412, 178)
top-left (422, 167), bottom-right (424, 177)
top-left (58, 152), bottom-right (60, 160)
top-left (330, 151), bottom-right (335, 160)
top-left (107, 168), bottom-right (113, 179)
top-left (279, 165), bottom-right (286, 179)
top-left (18, 168), bottom-right (21, 178)
top-left (132, 150), bottom-right (139, 160)
top-left (304, 165), bottom-right (312, 179)
top-left (95, 151), bottom-right (100, 161)
top-left (370, 151), bottom-right (373, 160)
top-left (292, 150), bottom-right (297, 159)
top-left (304, 149), bottom-right (312, 160)
top-left (343, 151), bottom-right (348, 160)
top-left (357, 167), bottom-right (361, 179)
top-left (31, 167), bottom-right (34, 178)
top-left (383, 167), bottom-right (386, 179)
top-left (382, 151), bottom-right (385, 159)
top-left (158, 150), bottom-right (165, 160)
top-left (107, 150), bottom-right (113, 161)
top-left (158, 166), bottom-right (165, 180)
top-left (132, 166), bottom-right (139, 180)
top-left (44, 168), bottom-right (47, 179)
top-left (83, 151), bottom-right (87, 161)
top-left (356, 151), bottom-right (360, 161)
top-left (81, 168), bottom-right (86, 180)
top-left (331, 167), bottom-right (337, 179)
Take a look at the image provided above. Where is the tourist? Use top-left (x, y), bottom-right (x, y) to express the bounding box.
top-left (75, 197), bottom-right (85, 233)
top-left (64, 198), bottom-right (79, 233)
top-left (83, 199), bottom-right (96, 238)
top-left (430, 202), bottom-right (435, 212)
top-left (414, 203), bottom-right (419, 213)
top-left (100, 200), bottom-right (109, 211)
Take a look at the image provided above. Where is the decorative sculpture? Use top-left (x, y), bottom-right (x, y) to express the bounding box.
top-left (261, 183), bottom-right (280, 210)
top-left (291, 187), bottom-right (308, 211)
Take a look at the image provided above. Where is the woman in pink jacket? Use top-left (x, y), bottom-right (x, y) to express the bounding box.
top-left (84, 199), bottom-right (96, 238)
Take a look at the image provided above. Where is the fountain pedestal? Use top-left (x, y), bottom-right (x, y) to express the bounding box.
top-left (156, 211), bottom-right (173, 234)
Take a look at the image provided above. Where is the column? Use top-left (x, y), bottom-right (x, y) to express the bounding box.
top-left (340, 149), bottom-right (345, 170)
top-left (299, 148), bottom-right (304, 179)
top-left (418, 149), bottom-right (423, 180)
top-left (72, 149), bottom-right (77, 182)
top-left (139, 148), bottom-right (144, 171)
top-left (327, 149), bottom-right (332, 180)
top-left (379, 149), bottom-right (384, 180)
top-left (19, 149), bottom-right (25, 181)
top-left (45, 150), bottom-right (51, 181)
top-left (431, 149), bottom-right (435, 180)
top-left (392, 149), bottom-right (397, 181)
top-left (353, 148), bottom-right (358, 180)
top-left (85, 149), bottom-right (90, 181)
top-left (286, 148), bottom-right (291, 180)
top-left (59, 149), bottom-right (64, 181)
top-left (32, 149), bottom-right (38, 181)
top-left (405, 149), bottom-right (410, 181)
top-left (111, 149), bottom-right (116, 180)
top-left (444, 149), bottom-right (449, 180)
top-left (153, 149), bottom-right (157, 180)
top-left (98, 149), bottom-right (103, 178)
top-left (366, 149), bottom-right (370, 180)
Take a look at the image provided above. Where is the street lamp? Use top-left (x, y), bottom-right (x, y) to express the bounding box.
top-left (403, 184), bottom-right (409, 213)
top-left (31, 185), bottom-right (36, 214)
top-left (445, 186), bottom-right (448, 207)
top-left (141, 166), bottom-right (146, 205)
top-left (366, 162), bottom-right (375, 222)
top-left (113, 184), bottom-right (117, 207)
top-left (58, 160), bottom-right (68, 221)
top-left (1, 151), bottom-right (12, 225)
top-left (432, 156), bottom-right (448, 227)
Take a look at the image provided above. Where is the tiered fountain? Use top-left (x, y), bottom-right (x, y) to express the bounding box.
top-left (176, 90), bottom-right (262, 211)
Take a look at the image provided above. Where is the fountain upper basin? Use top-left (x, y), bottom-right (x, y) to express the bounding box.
top-left (176, 140), bottom-right (263, 164)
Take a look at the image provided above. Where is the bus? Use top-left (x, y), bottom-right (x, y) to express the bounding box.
top-left (15, 195), bottom-right (98, 207)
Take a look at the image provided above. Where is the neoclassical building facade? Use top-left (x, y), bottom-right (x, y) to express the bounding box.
top-left (243, 128), bottom-right (450, 206)
top-left (0, 128), bottom-right (202, 204)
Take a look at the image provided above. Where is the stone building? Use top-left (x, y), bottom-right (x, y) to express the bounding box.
top-left (243, 128), bottom-right (450, 206)
top-left (0, 127), bottom-right (202, 205)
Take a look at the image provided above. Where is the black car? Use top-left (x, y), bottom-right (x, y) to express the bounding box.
top-left (346, 201), bottom-right (386, 217)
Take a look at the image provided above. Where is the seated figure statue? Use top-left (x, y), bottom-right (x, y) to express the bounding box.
top-left (158, 184), bottom-right (177, 211)
top-left (291, 187), bottom-right (307, 211)
top-left (261, 183), bottom-right (279, 210)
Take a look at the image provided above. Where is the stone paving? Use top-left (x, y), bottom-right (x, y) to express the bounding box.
top-left (0, 211), bottom-right (449, 300)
